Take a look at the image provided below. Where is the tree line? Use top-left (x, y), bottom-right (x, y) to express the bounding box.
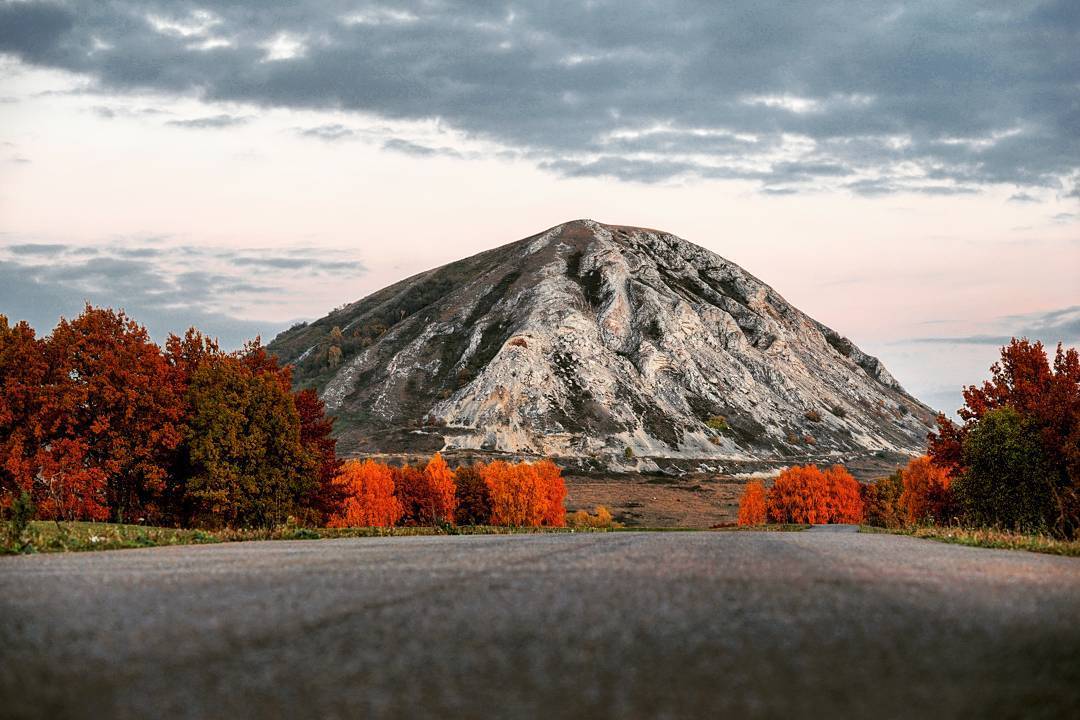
top-left (0, 306), bottom-right (566, 529)
top-left (738, 339), bottom-right (1080, 539)
top-left (328, 455), bottom-right (566, 528)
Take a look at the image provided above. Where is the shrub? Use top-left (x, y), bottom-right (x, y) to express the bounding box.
top-left (953, 407), bottom-right (1056, 533)
top-left (6, 490), bottom-right (34, 550)
top-left (737, 481), bottom-right (767, 526)
top-left (569, 505), bottom-right (617, 529)
top-left (706, 415), bottom-right (729, 431)
top-left (899, 455), bottom-right (955, 526)
top-left (327, 459), bottom-right (402, 528)
top-left (830, 405), bottom-right (847, 418)
top-left (624, 446), bottom-right (635, 459)
top-left (805, 410), bottom-right (822, 423)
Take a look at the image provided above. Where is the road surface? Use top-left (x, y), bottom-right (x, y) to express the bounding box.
top-left (2, 529), bottom-right (1079, 718)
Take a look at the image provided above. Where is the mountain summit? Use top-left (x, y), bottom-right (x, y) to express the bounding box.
top-left (268, 220), bottom-right (933, 469)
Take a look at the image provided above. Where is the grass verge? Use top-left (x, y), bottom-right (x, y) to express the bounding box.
top-left (859, 524), bottom-right (1080, 557)
top-left (1, 521), bottom-right (609, 555)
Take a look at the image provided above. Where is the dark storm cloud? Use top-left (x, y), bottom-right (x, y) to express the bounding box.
top-left (1, 0), bottom-right (1077, 194)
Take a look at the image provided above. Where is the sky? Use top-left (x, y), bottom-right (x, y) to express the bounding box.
top-left (0, 0), bottom-right (1077, 414)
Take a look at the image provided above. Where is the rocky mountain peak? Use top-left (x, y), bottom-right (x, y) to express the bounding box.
top-left (268, 220), bottom-right (934, 471)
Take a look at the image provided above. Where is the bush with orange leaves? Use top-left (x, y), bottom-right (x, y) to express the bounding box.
top-left (533, 458), bottom-right (567, 527)
top-left (480, 459), bottom-right (567, 527)
top-left (765, 464), bottom-right (864, 524)
top-left (899, 455), bottom-right (955, 525)
top-left (327, 459), bottom-right (402, 528)
top-left (393, 454), bottom-right (458, 525)
top-left (737, 480), bottom-right (767, 526)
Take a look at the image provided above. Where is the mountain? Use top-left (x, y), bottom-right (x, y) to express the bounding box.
top-left (268, 220), bottom-right (934, 472)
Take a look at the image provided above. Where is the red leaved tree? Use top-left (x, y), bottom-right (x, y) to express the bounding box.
top-left (0, 316), bottom-right (49, 510)
top-left (294, 388), bottom-right (342, 524)
top-left (737, 480), bottom-right (767, 526)
top-left (327, 459), bottom-right (402, 527)
top-left (454, 463), bottom-right (492, 525)
top-left (47, 306), bottom-right (184, 523)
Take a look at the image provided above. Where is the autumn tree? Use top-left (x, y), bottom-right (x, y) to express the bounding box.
top-left (47, 306), bottom-right (184, 523)
top-left (327, 459), bottom-right (402, 527)
top-left (454, 463), bottom-right (492, 525)
top-left (822, 465), bottom-right (863, 523)
top-left (737, 480), bottom-right (767, 526)
top-left (294, 388), bottom-right (342, 524)
top-left (765, 464), bottom-right (862, 524)
top-left (899, 455), bottom-right (954, 525)
top-left (422, 453), bottom-right (458, 523)
top-left (533, 459), bottom-right (567, 527)
top-left (0, 316), bottom-right (49, 510)
top-left (929, 339), bottom-right (1079, 537)
top-left (861, 471), bottom-right (904, 528)
top-left (180, 351), bottom-right (317, 528)
top-left (482, 460), bottom-right (546, 527)
top-left (766, 465), bottom-right (825, 524)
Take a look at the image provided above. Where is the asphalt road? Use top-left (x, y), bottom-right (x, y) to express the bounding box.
top-left (2, 529), bottom-right (1079, 719)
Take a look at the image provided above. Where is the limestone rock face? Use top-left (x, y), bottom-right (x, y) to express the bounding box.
top-left (268, 220), bottom-right (934, 467)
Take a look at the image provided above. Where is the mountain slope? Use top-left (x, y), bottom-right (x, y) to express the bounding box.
top-left (268, 220), bottom-right (934, 468)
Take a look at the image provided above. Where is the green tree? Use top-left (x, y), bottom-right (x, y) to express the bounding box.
top-left (954, 407), bottom-right (1055, 533)
top-left (181, 354), bottom-right (316, 528)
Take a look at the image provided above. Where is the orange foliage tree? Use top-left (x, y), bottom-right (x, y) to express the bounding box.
top-left (423, 453), bottom-right (458, 523)
top-left (822, 465), bottom-right (864, 523)
top-left (327, 459), bottom-right (402, 527)
top-left (766, 464), bottom-right (863, 524)
top-left (533, 459), bottom-right (567, 527)
top-left (899, 455), bottom-right (954, 525)
top-left (482, 460), bottom-right (546, 526)
top-left (737, 480), bottom-right (767, 525)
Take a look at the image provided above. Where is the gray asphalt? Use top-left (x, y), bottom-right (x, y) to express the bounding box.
top-left (2, 530), bottom-right (1079, 719)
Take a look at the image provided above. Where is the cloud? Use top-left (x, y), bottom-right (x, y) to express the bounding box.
top-left (906, 306), bottom-right (1080, 346)
top-left (381, 138), bottom-right (462, 159)
top-left (6, 243), bottom-right (71, 255)
top-left (296, 123), bottom-right (355, 141)
top-left (0, 239), bottom-right (370, 349)
top-left (1008, 192), bottom-right (1040, 204)
top-left (0, 1), bottom-right (1077, 193)
top-left (165, 114), bottom-right (249, 129)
